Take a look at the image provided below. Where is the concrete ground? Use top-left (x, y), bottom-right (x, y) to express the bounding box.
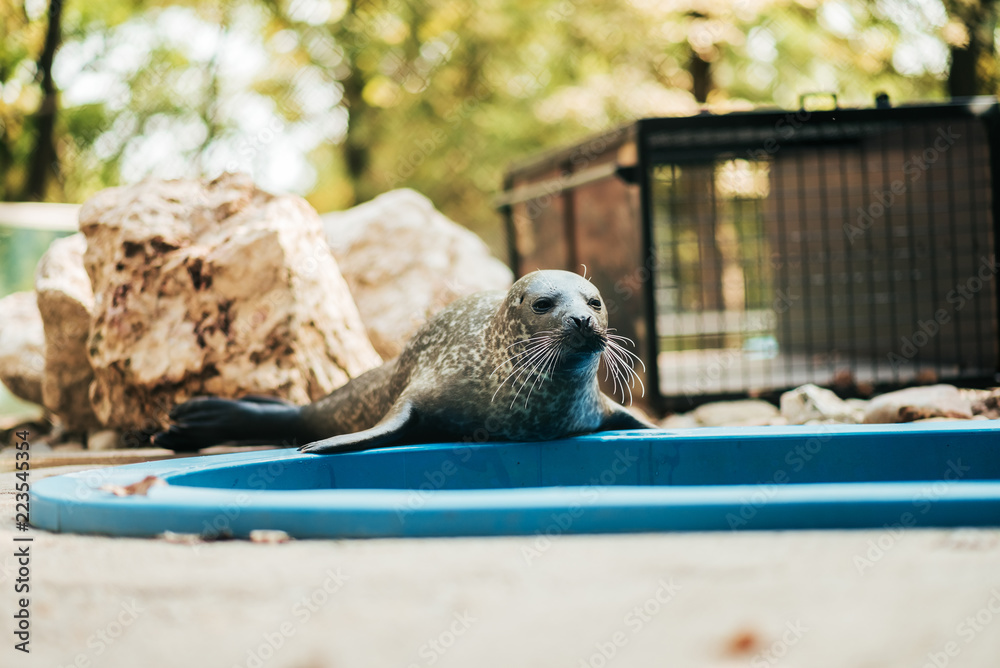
top-left (1, 465), bottom-right (999, 668)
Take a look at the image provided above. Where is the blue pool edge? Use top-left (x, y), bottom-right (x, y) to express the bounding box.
top-left (28, 422), bottom-right (1000, 539)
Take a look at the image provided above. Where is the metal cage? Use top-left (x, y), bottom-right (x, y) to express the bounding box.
top-left (499, 97), bottom-right (1000, 414)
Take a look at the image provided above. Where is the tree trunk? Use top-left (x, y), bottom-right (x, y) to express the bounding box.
top-left (22, 0), bottom-right (64, 201)
top-left (945, 0), bottom-right (999, 98)
top-left (341, 71), bottom-right (371, 190)
top-left (947, 43), bottom-right (978, 97)
top-left (689, 50), bottom-right (712, 104)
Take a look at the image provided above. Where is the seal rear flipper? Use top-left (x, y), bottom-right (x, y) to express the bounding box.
top-left (153, 397), bottom-right (306, 452)
top-left (299, 400), bottom-right (416, 455)
top-left (239, 395), bottom-right (296, 406)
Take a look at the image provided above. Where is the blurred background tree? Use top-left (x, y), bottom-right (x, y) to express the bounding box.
top-left (1, 0), bottom-right (998, 253)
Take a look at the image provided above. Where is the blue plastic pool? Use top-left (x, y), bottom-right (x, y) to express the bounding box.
top-left (30, 422), bottom-right (1000, 538)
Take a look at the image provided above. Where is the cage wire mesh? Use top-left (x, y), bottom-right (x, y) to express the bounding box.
top-left (502, 99), bottom-right (1000, 413)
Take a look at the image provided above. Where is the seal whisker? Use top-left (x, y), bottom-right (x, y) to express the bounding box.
top-left (527, 345), bottom-right (563, 408)
top-left (534, 343), bottom-right (563, 401)
top-left (490, 336), bottom-right (556, 378)
top-left (614, 362), bottom-right (636, 405)
top-left (606, 332), bottom-right (634, 344)
top-left (604, 348), bottom-right (632, 404)
top-left (605, 333), bottom-right (645, 368)
top-left (604, 343), bottom-right (646, 400)
top-left (494, 338), bottom-right (553, 365)
top-left (602, 349), bottom-right (624, 402)
top-left (511, 332), bottom-right (556, 348)
top-left (599, 337), bottom-right (634, 402)
top-left (602, 341), bottom-right (646, 403)
top-left (607, 334), bottom-right (642, 355)
top-left (509, 343), bottom-right (556, 409)
top-left (612, 349), bottom-right (647, 382)
top-left (495, 344), bottom-right (556, 397)
top-left (499, 330), bottom-right (557, 353)
top-left (609, 347), bottom-right (646, 375)
top-left (502, 337), bottom-right (557, 375)
top-left (604, 342), bottom-right (638, 382)
top-left (517, 344), bottom-right (560, 409)
top-left (606, 337), bottom-right (647, 372)
top-left (493, 339), bottom-right (560, 404)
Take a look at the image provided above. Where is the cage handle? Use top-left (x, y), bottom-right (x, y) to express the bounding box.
top-left (799, 92), bottom-right (839, 111)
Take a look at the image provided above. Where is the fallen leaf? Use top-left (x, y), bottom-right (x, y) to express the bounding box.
top-left (100, 475), bottom-right (166, 496)
top-left (724, 629), bottom-right (760, 655)
top-left (158, 531), bottom-right (203, 544)
top-left (249, 529), bottom-right (292, 544)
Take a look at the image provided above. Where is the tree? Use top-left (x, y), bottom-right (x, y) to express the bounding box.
top-left (940, 0), bottom-right (999, 97)
top-left (21, 0), bottom-right (64, 200)
top-left (2, 0), bottom-right (987, 245)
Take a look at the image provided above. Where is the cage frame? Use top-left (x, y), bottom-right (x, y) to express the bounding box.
top-left (499, 97), bottom-right (1000, 415)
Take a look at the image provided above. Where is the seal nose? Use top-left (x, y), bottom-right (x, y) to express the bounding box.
top-left (564, 313), bottom-right (602, 354)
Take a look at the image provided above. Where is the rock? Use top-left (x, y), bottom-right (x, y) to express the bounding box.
top-left (52, 441), bottom-right (85, 452)
top-left (0, 291), bottom-right (45, 405)
top-left (845, 398), bottom-right (870, 413)
top-left (863, 384), bottom-right (973, 423)
top-left (691, 399), bottom-right (779, 427)
top-left (249, 529), bottom-right (292, 543)
top-left (659, 412), bottom-right (700, 429)
top-left (35, 233), bottom-right (100, 431)
top-left (960, 388), bottom-right (991, 404)
top-left (659, 400), bottom-right (780, 428)
top-left (158, 531), bottom-right (205, 545)
top-left (693, 399), bottom-right (779, 427)
top-left (780, 384), bottom-right (861, 424)
top-left (322, 188), bottom-right (513, 359)
top-left (79, 173), bottom-right (382, 431)
top-left (86, 429), bottom-right (121, 451)
top-left (970, 389), bottom-right (1000, 419)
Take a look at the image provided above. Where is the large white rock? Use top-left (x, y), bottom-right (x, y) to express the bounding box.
top-left (79, 173), bottom-right (382, 431)
top-left (658, 412), bottom-right (700, 429)
top-left (863, 384), bottom-right (973, 423)
top-left (35, 233), bottom-right (100, 431)
top-left (780, 384), bottom-right (862, 424)
top-left (322, 188), bottom-right (513, 359)
top-left (971, 389), bottom-right (1000, 419)
top-left (0, 291), bottom-right (45, 405)
top-left (691, 399), bottom-right (780, 427)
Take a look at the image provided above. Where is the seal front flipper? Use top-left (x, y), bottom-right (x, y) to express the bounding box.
top-left (153, 397), bottom-right (305, 452)
top-left (597, 399), bottom-right (657, 432)
top-left (299, 400), bottom-right (416, 455)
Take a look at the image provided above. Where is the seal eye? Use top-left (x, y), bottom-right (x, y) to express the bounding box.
top-left (588, 298), bottom-right (602, 311)
top-left (531, 298), bottom-right (554, 314)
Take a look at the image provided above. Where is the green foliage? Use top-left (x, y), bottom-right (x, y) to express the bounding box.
top-left (2, 0), bottom-right (994, 253)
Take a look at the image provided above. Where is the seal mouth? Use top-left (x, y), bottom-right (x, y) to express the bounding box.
top-left (558, 328), bottom-right (606, 355)
top-left (558, 314), bottom-right (606, 354)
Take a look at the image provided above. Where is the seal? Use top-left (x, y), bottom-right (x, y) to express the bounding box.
top-left (154, 269), bottom-right (655, 454)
